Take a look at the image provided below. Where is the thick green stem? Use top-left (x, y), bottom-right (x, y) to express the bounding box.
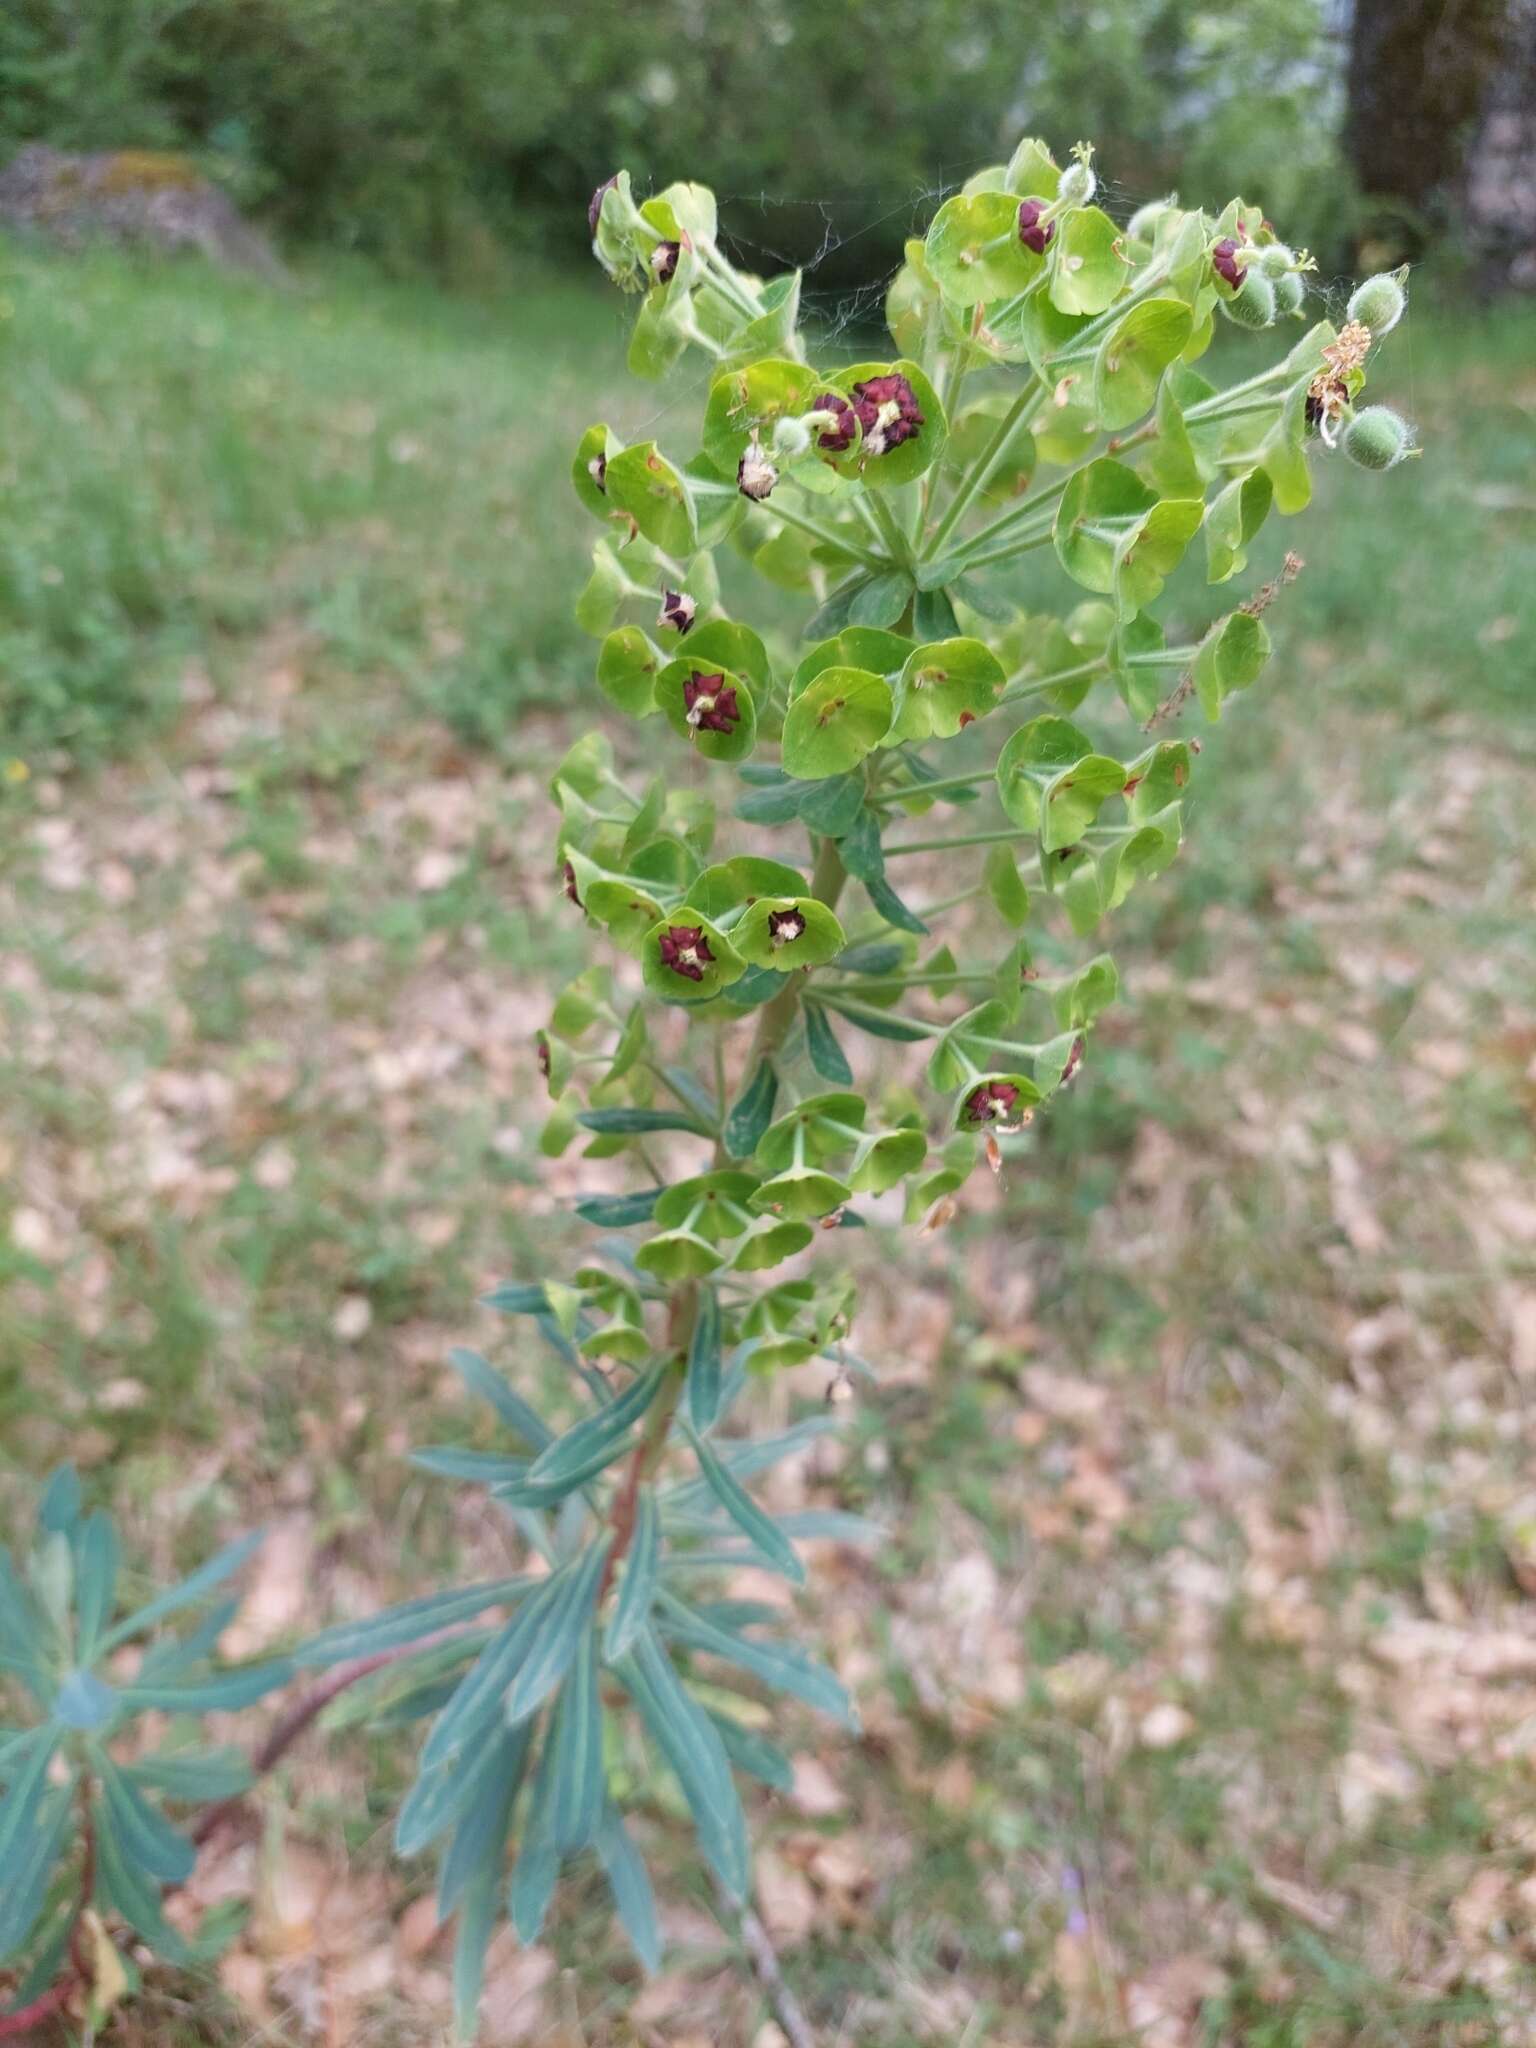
top-left (924, 377), bottom-right (1045, 560)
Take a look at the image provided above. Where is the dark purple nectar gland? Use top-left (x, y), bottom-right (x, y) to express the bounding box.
top-left (588, 176), bottom-right (619, 235)
top-left (810, 392), bottom-right (858, 453)
top-left (658, 924), bottom-right (714, 982)
top-left (682, 672), bottom-right (740, 735)
top-left (1211, 237), bottom-right (1245, 291)
top-left (658, 588), bottom-right (696, 635)
top-left (963, 1079), bottom-right (1020, 1127)
top-left (850, 373), bottom-right (925, 459)
top-left (562, 860), bottom-right (582, 908)
top-left (587, 451), bottom-right (607, 494)
top-left (537, 1038), bottom-right (552, 1083)
top-left (649, 240), bottom-right (681, 286)
top-left (1017, 198), bottom-right (1056, 255)
top-left (767, 907), bottom-right (807, 949)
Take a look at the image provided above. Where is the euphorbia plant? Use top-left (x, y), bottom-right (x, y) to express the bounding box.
top-left (314, 140), bottom-right (1414, 2030)
top-left (2, 140), bottom-right (1417, 2040)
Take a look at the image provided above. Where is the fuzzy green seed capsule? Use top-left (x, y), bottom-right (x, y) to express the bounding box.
top-left (1342, 405), bottom-right (1413, 471)
top-left (1256, 243), bottom-right (1296, 278)
top-left (1219, 270), bottom-right (1276, 330)
top-left (1127, 196), bottom-right (1176, 240)
top-left (1057, 160), bottom-right (1097, 208)
top-left (1347, 270), bottom-right (1407, 337)
top-left (1273, 269), bottom-right (1305, 318)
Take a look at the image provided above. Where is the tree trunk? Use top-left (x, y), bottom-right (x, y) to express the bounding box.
top-left (1345, 0), bottom-right (1520, 231)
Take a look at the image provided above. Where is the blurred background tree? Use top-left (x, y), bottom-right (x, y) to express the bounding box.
top-left (3, 0), bottom-right (1530, 283)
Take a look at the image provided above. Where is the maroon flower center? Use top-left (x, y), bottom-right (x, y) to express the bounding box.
top-left (810, 392), bottom-right (858, 453)
top-left (963, 1079), bottom-right (1020, 1126)
top-left (659, 588), bottom-right (696, 635)
top-left (588, 176), bottom-right (618, 235)
top-left (768, 908), bottom-right (806, 949)
top-left (562, 860), bottom-right (582, 907)
top-left (1211, 237), bottom-right (1244, 291)
top-left (537, 1038), bottom-right (552, 1081)
top-left (682, 672), bottom-right (740, 735)
top-left (850, 373), bottom-right (924, 458)
top-left (587, 451), bottom-right (607, 493)
top-left (659, 924), bottom-right (715, 981)
top-left (1017, 199), bottom-right (1056, 255)
top-left (650, 240), bottom-right (681, 285)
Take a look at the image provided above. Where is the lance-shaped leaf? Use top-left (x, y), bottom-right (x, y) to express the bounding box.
top-left (618, 1627), bottom-right (750, 1900)
top-left (604, 1488), bottom-right (662, 1664)
top-left (803, 1002), bottom-right (854, 1085)
top-left (596, 1807), bottom-right (661, 1972)
top-left (724, 1058), bottom-right (778, 1157)
top-left (656, 657), bottom-right (758, 763)
top-left (440, 1725), bottom-right (532, 2034)
top-left (734, 895), bottom-right (846, 970)
top-left (97, 1755), bottom-right (196, 1885)
top-left (127, 1749), bottom-right (252, 1804)
top-left (298, 1578), bottom-right (533, 1669)
top-left (683, 1429), bottom-right (805, 1584)
top-left (603, 442), bottom-right (698, 556)
top-left (888, 637), bottom-right (1006, 743)
top-left (422, 1537), bottom-right (611, 1767)
top-left (659, 1592), bottom-right (853, 1722)
top-left (539, 1631), bottom-right (605, 1855)
top-left (996, 715), bottom-right (1126, 849)
top-left (93, 1787), bottom-right (194, 1963)
top-left (781, 666), bottom-right (892, 780)
top-left (1092, 297), bottom-right (1194, 431)
top-left (1260, 373), bottom-right (1317, 515)
top-left (525, 1367), bottom-right (665, 1497)
top-left (985, 841), bottom-right (1032, 925)
top-left (0, 1778), bottom-right (71, 1962)
top-left (1193, 611), bottom-right (1272, 720)
top-left (97, 1530), bottom-right (262, 1655)
top-left (924, 188), bottom-right (1046, 305)
top-left (448, 1345), bottom-right (554, 1450)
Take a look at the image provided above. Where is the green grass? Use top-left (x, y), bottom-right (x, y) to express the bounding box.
top-left (1, 241), bottom-right (1534, 2044)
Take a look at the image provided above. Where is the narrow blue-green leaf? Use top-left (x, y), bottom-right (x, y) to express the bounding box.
top-left (0, 1731), bottom-right (60, 1956)
top-left (573, 1189), bottom-right (662, 1227)
top-left (128, 1748), bottom-right (252, 1804)
top-left (660, 1593), bottom-right (853, 1725)
top-left (818, 996), bottom-right (935, 1043)
top-left (662, 1416), bottom-right (840, 1508)
top-left (123, 1656), bottom-right (293, 1713)
top-left (621, 1627), bottom-right (749, 1901)
top-left (296, 1577), bottom-right (533, 1669)
top-left (410, 1447), bottom-right (532, 1486)
top-left (724, 1058), bottom-right (778, 1157)
top-left (684, 1428), bottom-right (805, 1584)
top-left (97, 1755), bottom-right (196, 1884)
top-left (447, 1347), bottom-right (554, 1451)
top-left (36, 1465), bottom-right (81, 1537)
top-left (451, 1861), bottom-right (501, 2042)
top-left (436, 1723), bottom-right (532, 1915)
top-left (93, 1791), bottom-right (194, 1963)
top-left (133, 1595), bottom-right (239, 1684)
top-left (0, 1781), bottom-right (72, 1962)
top-left (803, 1005), bottom-right (854, 1086)
top-left (478, 1282), bottom-right (550, 1314)
top-left (526, 1367), bottom-right (664, 1493)
top-left (736, 779), bottom-right (809, 825)
top-left (772, 1509), bottom-right (886, 1546)
top-left (97, 1529), bottom-right (262, 1655)
top-left (835, 940), bottom-right (907, 974)
top-left (543, 1632), bottom-right (604, 1854)
top-left (865, 872), bottom-right (930, 935)
top-left (501, 1534), bottom-right (612, 1727)
top-left (796, 773), bottom-right (865, 835)
top-left (0, 1557), bottom-right (46, 1702)
top-left (578, 1106), bottom-right (714, 1138)
top-left (707, 1713), bottom-right (795, 1794)
top-left (596, 1807), bottom-right (661, 1972)
top-left (508, 1840), bottom-right (561, 1944)
top-left (687, 1289), bottom-right (723, 1433)
top-left (603, 1488), bottom-right (661, 1664)
top-left (74, 1511), bottom-right (119, 1660)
